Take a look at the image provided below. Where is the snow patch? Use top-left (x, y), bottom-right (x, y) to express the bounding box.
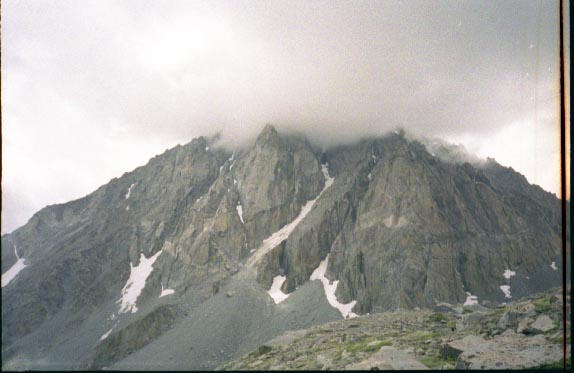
top-left (503, 269), bottom-right (516, 279)
top-left (117, 251), bottom-right (163, 313)
top-left (320, 163), bottom-right (334, 189)
top-left (236, 203), bottom-right (244, 224)
top-left (367, 173), bottom-right (372, 181)
top-left (464, 292), bottom-right (478, 306)
top-left (500, 285), bottom-right (512, 299)
top-left (159, 284), bottom-right (175, 298)
top-left (219, 165), bottom-right (224, 174)
top-left (100, 326), bottom-right (115, 341)
top-left (125, 183), bottom-right (136, 200)
top-left (267, 275), bottom-right (290, 304)
top-left (234, 178), bottom-right (237, 186)
top-left (1, 245), bottom-right (28, 288)
top-left (550, 262), bottom-right (558, 270)
top-left (310, 255), bottom-right (358, 319)
top-left (247, 164), bottom-right (335, 267)
top-left (205, 146), bottom-right (209, 151)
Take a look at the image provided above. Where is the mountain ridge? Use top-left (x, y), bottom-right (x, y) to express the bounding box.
top-left (1, 124), bottom-right (562, 370)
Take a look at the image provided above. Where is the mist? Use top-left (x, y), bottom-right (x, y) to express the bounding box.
top-left (1, 0), bottom-right (565, 233)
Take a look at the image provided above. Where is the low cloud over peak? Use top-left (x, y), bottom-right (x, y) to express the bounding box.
top-left (2, 0), bottom-right (564, 233)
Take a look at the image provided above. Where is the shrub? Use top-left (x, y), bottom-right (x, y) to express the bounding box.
top-left (429, 312), bottom-right (448, 322)
top-left (533, 298), bottom-right (552, 313)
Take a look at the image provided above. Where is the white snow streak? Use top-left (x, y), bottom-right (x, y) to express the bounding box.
top-left (267, 275), bottom-right (290, 304)
top-left (100, 326), bottom-right (115, 341)
top-left (159, 284), bottom-right (175, 298)
top-left (550, 262), bottom-right (558, 270)
top-left (463, 292), bottom-right (478, 306)
top-left (367, 173), bottom-right (372, 181)
top-left (503, 269), bottom-right (516, 279)
top-left (500, 285), bottom-right (512, 299)
top-left (118, 250), bottom-right (163, 313)
top-left (320, 164), bottom-right (334, 189)
top-left (236, 203), bottom-right (244, 224)
top-left (125, 183), bottom-right (136, 200)
top-left (1, 245), bottom-right (28, 288)
top-left (311, 255), bottom-right (358, 319)
top-left (247, 163), bottom-right (335, 267)
top-left (205, 146), bottom-right (209, 151)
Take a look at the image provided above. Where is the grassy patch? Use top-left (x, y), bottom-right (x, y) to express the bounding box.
top-left (533, 297), bottom-right (552, 313)
top-left (249, 345), bottom-right (272, 358)
top-left (429, 312), bottom-right (448, 323)
top-left (404, 330), bottom-right (440, 342)
top-left (420, 352), bottom-right (457, 369)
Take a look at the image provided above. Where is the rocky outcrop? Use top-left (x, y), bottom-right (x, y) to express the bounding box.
top-left (345, 346), bottom-right (429, 370)
top-left (263, 133), bottom-right (561, 314)
top-left (89, 305), bottom-right (176, 370)
top-left (218, 288), bottom-right (567, 370)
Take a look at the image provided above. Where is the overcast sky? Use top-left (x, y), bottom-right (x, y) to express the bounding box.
top-left (1, 0), bottom-right (567, 234)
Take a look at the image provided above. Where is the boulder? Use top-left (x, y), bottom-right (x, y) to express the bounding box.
top-left (516, 317), bottom-right (532, 333)
top-left (434, 303), bottom-right (461, 314)
top-left (531, 315), bottom-right (555, 333)
top-left (447, 330), bottom-right (561, 369)
top-left (345, 346), bottom-right (428, 370)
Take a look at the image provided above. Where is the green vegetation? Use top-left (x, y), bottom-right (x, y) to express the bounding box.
top-left (447, 321), bottom-right (457, 330)
top-left (404, 330), bottom-right (440, 342)
top-left (420, 352), bottom-right (457, 369)
top-left (249, 345), bottom-right (272, 358)
top-left (533, 297), bottom-right (552, 313)
top-left (429, 312), bottom-right (448, 322)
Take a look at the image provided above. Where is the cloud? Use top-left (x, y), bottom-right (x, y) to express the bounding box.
top-left (1, 0), bottom-right (563, 233)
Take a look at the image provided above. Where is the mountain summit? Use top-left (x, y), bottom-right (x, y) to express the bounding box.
top-left (1, 125), bottom-right (562, 370)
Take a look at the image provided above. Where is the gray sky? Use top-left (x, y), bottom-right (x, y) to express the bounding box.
top-left (1, 0), bottom-right (566, 234)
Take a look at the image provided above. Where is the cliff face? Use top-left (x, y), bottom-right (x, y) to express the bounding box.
top-left (1, 126), bottom-right (562, 370)
top-left (259, 134), bottom-right (560, 314)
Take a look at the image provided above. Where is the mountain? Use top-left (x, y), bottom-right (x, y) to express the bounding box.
top-left (1, 125), bottom-right (562, 370)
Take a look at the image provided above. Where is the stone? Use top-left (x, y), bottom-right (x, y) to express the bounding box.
top-left (516, 317), bottom-right (532, 334)
top-left (531, 315), bottom-right (555, 333)
top-left (434, 303), bottom-right (458, 314)
top-left (446, 330), bottom-right (561, 369)
top-left (345, 346), bottom-right (428, 370)
top-left (549, 294), bottom-right (561, 306)
top-left (316, 354), bottom-right (331, 370)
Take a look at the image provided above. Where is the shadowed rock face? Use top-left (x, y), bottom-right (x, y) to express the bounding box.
top-left (1, 126), bottom-right (561, 370)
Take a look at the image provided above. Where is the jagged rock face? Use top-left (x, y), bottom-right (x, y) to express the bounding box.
top-left (270, 134), bottom-right (560, 313)
top-left (1, 126), bottom-right (562, 369)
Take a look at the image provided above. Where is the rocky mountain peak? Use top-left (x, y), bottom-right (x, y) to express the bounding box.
top-left (255, 123), bottom-right (281, 147)
top-left (1, 128), bottom-right (562, 371)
